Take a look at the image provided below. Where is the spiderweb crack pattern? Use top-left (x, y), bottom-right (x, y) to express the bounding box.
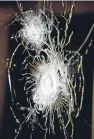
top-left (7, 2), bottom-right (87, 139)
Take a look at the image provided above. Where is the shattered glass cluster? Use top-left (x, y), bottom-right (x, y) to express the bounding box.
top-left (8, 2), bottom-right (86, 139)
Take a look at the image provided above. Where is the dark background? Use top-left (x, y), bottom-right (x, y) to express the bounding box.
top-left (0, 2), bottom-right (94, 139)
